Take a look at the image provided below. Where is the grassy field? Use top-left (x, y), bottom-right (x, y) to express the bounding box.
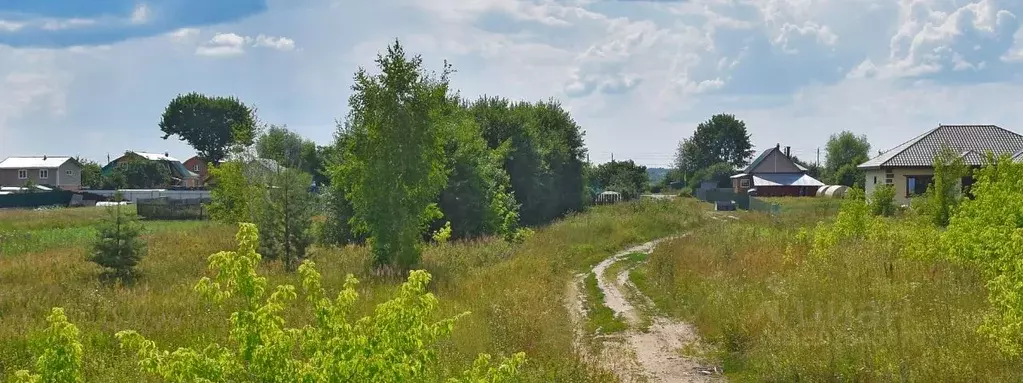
top-left (0, 199), bottom-right (703, 382)
top-left (634, 197), bottom-right (1023, 381)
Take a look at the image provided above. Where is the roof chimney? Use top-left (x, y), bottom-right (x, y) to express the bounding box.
top-left (42, 155), bottom-right (47, 161)
top-left (784, 146), bottom-right (791, 158)
top-left (164, 152), bottom-right (169, 157)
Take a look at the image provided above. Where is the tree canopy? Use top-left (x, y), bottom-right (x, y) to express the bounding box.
top-left (674, 114), bottom-right (754, 176)
top-left (335, 40), bottom-right (451, 269)
top-left (824, 131), bottom-right (871, 187)
top-left (592, 160), bottom-right (648, 199)
top-left (158, 93), bottom-right (257, 164)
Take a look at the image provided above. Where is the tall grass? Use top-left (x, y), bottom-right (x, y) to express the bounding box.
top-left (0, 199), bottom-right (703, 382)
top-left (635, 199), bottom-right (1023, 381)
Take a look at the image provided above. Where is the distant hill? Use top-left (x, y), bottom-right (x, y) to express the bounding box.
top-left (646, 167), bottom-right (670, 183)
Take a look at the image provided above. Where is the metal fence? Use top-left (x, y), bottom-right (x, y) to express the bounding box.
top-left (136, 197), bottom-right (210, 220)
top-left (88, 189), bottom-right (211, 203)
top-left (0, 191), bottom-right (74, 209)
top-left (695, 188), bottom-right (780, 214)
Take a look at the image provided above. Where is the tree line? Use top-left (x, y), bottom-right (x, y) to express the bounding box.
top-left (662, 113), bottom-right (872, 192)
top-left (97, 40), bottom-right (589, 272)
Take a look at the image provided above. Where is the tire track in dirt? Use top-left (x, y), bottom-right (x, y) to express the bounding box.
top-left (566, 237), bottom-right (723, 383)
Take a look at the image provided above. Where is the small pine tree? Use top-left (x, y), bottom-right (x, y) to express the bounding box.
top-left (88, 195), bottom-right (146, 281)
top-left (252, 167), bottom-right (315, 271)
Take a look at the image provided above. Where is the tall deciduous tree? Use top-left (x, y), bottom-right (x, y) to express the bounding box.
top-left (673, 114), bottom-right (754, 177)
top-left (337, 40), bottom-right (450, 269)
top-left (159, 93), bottom-right (257, 164)
top-left (469, 96), bottom-right (586, 226)
top-left (824, 131), bottom-right (871, 187)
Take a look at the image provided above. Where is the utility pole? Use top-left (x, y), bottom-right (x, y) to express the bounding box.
top-left (611, 152), bottom-right (614, 162)
top-left (816, 148), bottom-right (820, 168)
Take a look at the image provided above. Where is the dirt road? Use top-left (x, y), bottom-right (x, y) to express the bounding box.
top-left (566, 238), bottom-right (722, 383)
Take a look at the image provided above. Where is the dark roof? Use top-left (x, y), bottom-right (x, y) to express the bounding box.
top-left (858, 125), bottom-right (1023, 168)
top-left (743, 146), bottom-right (806, 173)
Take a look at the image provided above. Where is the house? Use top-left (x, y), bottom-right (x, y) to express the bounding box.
top-left (102, 151), bottom-right (199, 188)
top-left (730, 144), bottom-right (824, 197)
top-left (0, 156), bottom-right (83, 190)
top-left (182, 156), bottom-right (210, 188)
top-left (858, 124), bottom-right (1023, 205)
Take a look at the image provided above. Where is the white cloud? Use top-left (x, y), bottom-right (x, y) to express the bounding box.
top-left (130, 3), bottom-right (151, 25)
top-left (195, 32), bottom-right (249, 57)
top-left (40, 18), bottom-right (97, 31)
top-left (253, 34), bottom-right (295, 51)
top-left (0, 20), bottom-right (25, 32)
top-left (3, 0), bottom-right (1023, 167)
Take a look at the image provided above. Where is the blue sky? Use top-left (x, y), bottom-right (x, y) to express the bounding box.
top-left (3, 0), bottom-right (1023, 167)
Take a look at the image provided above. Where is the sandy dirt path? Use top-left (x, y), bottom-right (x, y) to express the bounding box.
top-left (567, 237), bottom-right (722, 383)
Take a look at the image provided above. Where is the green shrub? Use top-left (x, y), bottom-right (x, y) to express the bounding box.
top-left (868, 184), bottom-right (896, 217)
top-left (13, 308), bottom-right (83, 383)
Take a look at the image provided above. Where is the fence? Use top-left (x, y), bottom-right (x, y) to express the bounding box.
top-left (136, 197), bottom-right (210, 220)
top-left (88, 189), bottom-right (211, 203)
top-left (695, 187), bottom-right (779, 214)
top-left (0, 191), bottom-right (74, 209)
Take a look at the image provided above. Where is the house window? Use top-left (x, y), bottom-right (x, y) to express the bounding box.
top-left (906, 175), bottom-right (933, 197)
top-left (17, 169), bottom-right (27, 179)
top-left (65, 170), bottom-right (74, 176)
top-left (39, 169), bottom-right (49, 179)
top-left (193, 164), bottom-right (200, 171)
top-left (739, 178), bottom-right (750, 188)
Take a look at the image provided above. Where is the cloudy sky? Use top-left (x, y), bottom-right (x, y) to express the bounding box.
top-left (2, 0), bottom-right (1023, 167)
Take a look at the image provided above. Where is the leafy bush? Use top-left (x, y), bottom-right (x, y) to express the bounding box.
top-left (14, 308), bottom-right (84, 383)
top-left (943, 155), bottom-right (1023, 356)
top-left (868, 184), bottom-right (896, 217)
top-left (114, 223), bottom-right (524, 381)
top-left (916, 145), bottom-right (968, 227)
top-left (88, 203), bottom-right (146, 281)
top-left (206, 161), bottom-right (254, 224)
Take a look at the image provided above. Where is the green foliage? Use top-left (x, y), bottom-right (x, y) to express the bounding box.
top-left (592, 160), bottom-right (648, 200)
top-left (435, 105), bottom-right (522, 240)
top-left (916, 145), bottom-right (968, 227)
top-left (432, 221), bottom-right (452, 244)
top-left (869, 184), bottom-right (897, 217)
top-left (206, 162), bottom-right (254, 224)
top-left (114, 223), bottom-right (525, 382)
top-left (673, 114), bottom-right (754, 175)
top-left (942, 155), bottom-right (1023, 356)
top-left (688, 162), bottom-right (734, 189)
top-left (255, 125), bottom-right (327, 186)
top-left (159, 92), bottom-right (257, 164)
top-left (337, 40), bottom-right (450, 269)
top-left (74, 158), bottom-right (103, 189)
top-left (14, 308), bottom-right (84, 383)
top-left (251, 168), bottom-right (315, 271)
top-left (790, 156), bottom-right (822, 178)
top-left (469, 96), bottom-right (587, 226)
top-left (824, 131), bottom-right (870, 187)
top-left (103, 158), bottom-right (172, 189)
top-left (88, 204), bottom-right (146, 281)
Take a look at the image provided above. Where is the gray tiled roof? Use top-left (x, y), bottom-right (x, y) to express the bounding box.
top-left (858, 125), bottom-right (1023, 168)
